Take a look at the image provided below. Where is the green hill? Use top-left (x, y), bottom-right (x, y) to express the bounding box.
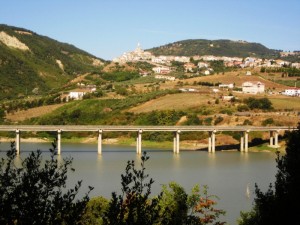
top-left (0, 24), bottom-right (105, 100)
top-left (147, 39), bottom-right (280, 58)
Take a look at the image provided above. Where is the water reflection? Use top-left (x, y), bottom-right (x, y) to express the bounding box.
top-left (207, 152), bottom-right (216, 167)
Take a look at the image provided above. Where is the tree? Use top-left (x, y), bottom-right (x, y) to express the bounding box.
top-left (103, 152), bottom-right (162, 225)
top-left (79, 196), bottom-right (109, 225)
top-left (158, 182), bottom-right (189, 225)
top-left (244, 97), bottom-right (273, 111)
top-left (158, 182), bottom-right (225, 225)
top-left (103, 152), bottom-right (225, 225)
top-left (0, 141), bottom-right (93, 225)
top-left (185, 114), bottom-right (202, 125)
top-left (0, 108), bottom-right (5, 123)
top-left (238, 124), bottom-right (300, 225)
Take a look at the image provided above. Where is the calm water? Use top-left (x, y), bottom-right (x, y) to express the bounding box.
top-left (0, 142), bottom-right (277, 225)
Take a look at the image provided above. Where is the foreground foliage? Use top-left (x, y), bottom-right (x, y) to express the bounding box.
top-left (238, 123), bottom-right (300, 225)
top-left (0, 142), bottom-right (225, 224)
top-left (81, 152), bottom-right (225, 225)
top-left (0, 141), bottom-right (93, 225)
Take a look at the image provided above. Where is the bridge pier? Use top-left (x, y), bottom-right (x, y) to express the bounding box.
top-left (269, 130), bottom-right (280, 148)
top-left (240, 133), bottom-right (244, 152)
top-left (98, 130), bottom-right (102, 155)
top-left (269, 131), bottom-right (274, 147)
top-left (173, 130), bottom-right (180, 154)
top-left (241, 130), bottom-right (249, 152)
top-left (274, 130), bottom-right (279, 147)
top-left (16, 129), bottom-right (20, 155)
top-left (57, 129), bottom-right (61, 155)
top-left (208, 130), bottom-right (216, 153)
top-left (136, 129), bottom-right (142, 155)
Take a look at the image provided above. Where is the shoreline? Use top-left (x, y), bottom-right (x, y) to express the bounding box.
top-left (0, 136), bottom-right (285, 152)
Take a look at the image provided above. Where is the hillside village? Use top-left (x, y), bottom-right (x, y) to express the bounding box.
top-left (113, 43), bottom-right (300, 69)
top-left (62, 43), bottom-right (300, 101)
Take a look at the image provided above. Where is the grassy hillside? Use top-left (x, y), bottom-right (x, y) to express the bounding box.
top-left (147, 39), bottom-right (279, 58)
top-left (0, 24), bottom-right (105, 100)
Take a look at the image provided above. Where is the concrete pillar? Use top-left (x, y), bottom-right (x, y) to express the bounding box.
top-left (208, 135), bottom-right (212, 153)
top-left (274, 130), bottom-right (279, 147)
top-left (98, 130), bottom-right (102, 155)
top-left (176, 130), bottom-right (180, 154)
top-left (240, 134), bottom-right (244, 152)
top-left (15, 129), bottom-right (20, 155)
top-left (57, 129), bottom-right (61, 155)
top-left (136, 130), bottom-right (142, 155)
top-left (244, 130), bottom-right (249, 153)
top-left (136, 135), bottom-right (139, 154)
top-left (211, 130), bottom-right (216, 153)
top-left (173, 132), bottom-right (177, 154)
top-left (269, 131), bottom-right (274, 147)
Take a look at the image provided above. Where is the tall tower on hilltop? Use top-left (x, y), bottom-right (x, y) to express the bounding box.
top-left (135, 42), bottom-right (143, 54)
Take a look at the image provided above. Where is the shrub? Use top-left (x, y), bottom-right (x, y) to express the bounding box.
top-left (214, 116), bottom-right (224, 125)
top-left (261, 118), bottom-right (274, 126)
top-left (204, 117), bottom-right (213, 125)
top-left (243, 119), bottom-right (253, 125)
top-left (184, 114), bottom-right (202, 125)
top-left (0, 141), bottom-right (93, 224)
top-left (244, 97), bottom-right (273, 110)
top-left (237, 104), bottom-right (250, 112)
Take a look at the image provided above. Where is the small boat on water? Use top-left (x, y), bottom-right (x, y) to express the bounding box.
top-left (246, 183), bottom-right (250, 198)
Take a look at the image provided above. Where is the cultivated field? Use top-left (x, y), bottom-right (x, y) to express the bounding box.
top-left (127, 93), bottom-right (211, 113)
top-left (6, 104), bottom-right (64, 122)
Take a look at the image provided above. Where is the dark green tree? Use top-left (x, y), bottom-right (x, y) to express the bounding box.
top-left (0, 141), bottom-right (93, 225)
top-left (238, 124), bottom-right (300, 225)
top-left (158, 182), bottom-right (189, 225)
top-left (103, 152), bottom-right (162, 225)
top-left (0, 108), bottom-right (5, 123)
top-left (244, 97), bottom-right (273, 110)
top-left (79, 196), bottom-right (109, 225)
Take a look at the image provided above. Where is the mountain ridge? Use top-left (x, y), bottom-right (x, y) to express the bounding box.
top-left (146, 39), bottom-right (281, 58)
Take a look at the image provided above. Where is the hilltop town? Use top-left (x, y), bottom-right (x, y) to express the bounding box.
top-left (113, 43), bottom-right (300, 71)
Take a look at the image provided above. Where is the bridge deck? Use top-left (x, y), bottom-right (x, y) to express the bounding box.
top-left (0, 125), bottom-right (296, 132)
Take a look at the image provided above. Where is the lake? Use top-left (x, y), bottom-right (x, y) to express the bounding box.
top-left (0, 141), bottom-right (277, 225)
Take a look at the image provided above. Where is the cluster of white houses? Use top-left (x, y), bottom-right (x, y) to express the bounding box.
top-left (64, 44), bottom-right (299, 99)
top-left (242, 81), bottom-right (265, 94)
top-left (282, 88), bottom-right (300, 96)
top-left (66, 82), bottom-right (300, 100)
top-left (113, 43), bottom-right (300, 69)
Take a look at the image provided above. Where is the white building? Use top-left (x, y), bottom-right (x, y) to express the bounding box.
top-left (68, 88), bottom-right (96, 100)
top-left (174, 56), bottom-right (190, 63)
top-left (152, 66), bottom-right (171, 74)
top-left (242, 81), bottom-right (265, 94)
top-left (291, 63), bottom-right (300, 69)
top-left (203, 69), bottom-right (213, 75)
top-left (198, 62), bottom-right (209, 68)
top-left (283, 88), bottom-right (300, 96)
top-left (222, 95), bottom-right (235, 101)
top-left (219, 83), bottom-right (234, 89)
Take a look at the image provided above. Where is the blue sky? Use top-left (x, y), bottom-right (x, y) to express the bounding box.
top-left (1, 0), bottom-right (299, 60)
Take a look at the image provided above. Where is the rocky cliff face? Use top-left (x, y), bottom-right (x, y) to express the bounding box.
top-left (0, 31), bottom-right (30, 51)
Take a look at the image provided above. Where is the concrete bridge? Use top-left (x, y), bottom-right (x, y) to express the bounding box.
top-left (0, 125), bottom-right (296, 155)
